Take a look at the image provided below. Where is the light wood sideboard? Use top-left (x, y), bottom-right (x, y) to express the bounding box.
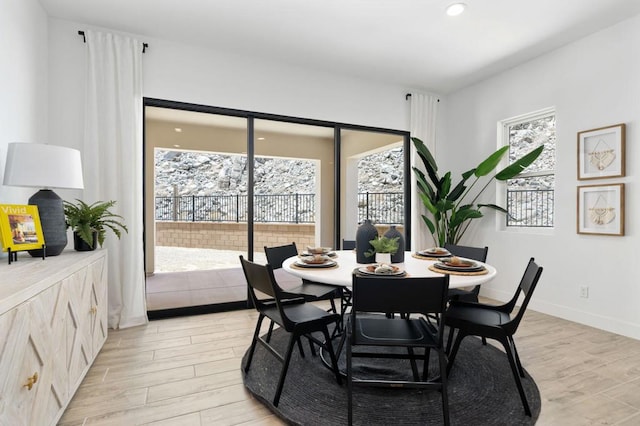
top-left (0, 249), bottom-right (108, 426)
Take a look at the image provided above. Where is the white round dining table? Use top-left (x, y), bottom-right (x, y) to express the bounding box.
top-left (282, 250), bottom-right (496, 290)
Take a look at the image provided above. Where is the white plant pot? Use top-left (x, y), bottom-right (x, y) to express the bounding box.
top-left (375, 253), bottom-right (392, 265)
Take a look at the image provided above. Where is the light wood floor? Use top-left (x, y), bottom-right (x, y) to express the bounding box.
top-left (60, 301), bottom-right (640, 425)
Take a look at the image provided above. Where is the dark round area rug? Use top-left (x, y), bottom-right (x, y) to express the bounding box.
top-left (241, 327), bottom-right (540, 425)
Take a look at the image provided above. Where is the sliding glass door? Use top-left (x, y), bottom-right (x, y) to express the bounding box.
top-left (143, 99), bottom-right (409, 316)
top-left (339, 129), bottom-right (409, 247)
top-left (253, 119), bottom-right (335, 252)
top-left (144, 107), bottom-right (250, 313)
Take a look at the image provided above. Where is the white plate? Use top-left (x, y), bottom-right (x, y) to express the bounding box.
top-left (294, 259), bottom-right (337, 268)
top-left (306, 247), bottom-right (333, 255)
top-left (417, 250), bottom-right (450, 257)
top-left (302, 251), bottom-right (336, 257)
top-left (357, 265), bottom-right (406, 276)
top-left (434, 261), bottom-right (484, 272)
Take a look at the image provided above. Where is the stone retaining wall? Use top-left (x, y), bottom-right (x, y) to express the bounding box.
top-left (156, 222), bottom-right (405, 251)
top-left (156, 221), bottom-right (316, 250)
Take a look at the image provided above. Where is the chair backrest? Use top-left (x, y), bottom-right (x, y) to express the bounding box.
top-left (240, 255), bottom-right (277, 303)
top-left (503, 257), bottom-right (543, 334)
top-left (342, 239), bottom-right (356, 250)
top-left (264, 242), bottom-right (299, 269)
top-left (443, 243), bottom-right (488, 263)
top-left (351, 274), bottom-right (450, 340)
top-left (240, 255), bottom-right (298, 330)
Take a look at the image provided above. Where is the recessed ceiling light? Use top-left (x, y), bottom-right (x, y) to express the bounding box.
top-left (446, 3), bottom-right (466, 16)
top-left (173, 144), bottom-right (181, 148)
top-left (174, 127), bottom-right (182, 132)
top-left (257, 137), bottom-right (265, 141)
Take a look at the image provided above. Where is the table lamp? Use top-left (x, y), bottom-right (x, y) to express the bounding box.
top-left (3, 143), bottom-right (84, 256)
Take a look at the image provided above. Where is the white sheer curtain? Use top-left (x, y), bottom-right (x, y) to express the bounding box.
top-left (409, 92), bottom-right (439, 250)
top-left (84, 30), bottom-right (147, 329)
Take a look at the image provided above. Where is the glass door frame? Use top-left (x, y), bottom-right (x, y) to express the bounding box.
top-left (143, 97), bottom-right (411, 314)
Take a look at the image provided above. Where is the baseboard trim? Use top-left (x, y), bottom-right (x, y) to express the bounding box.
top-left (147, 300), bottom-right (249, 320)
top-left (481, 288), bottom-right (640, 341)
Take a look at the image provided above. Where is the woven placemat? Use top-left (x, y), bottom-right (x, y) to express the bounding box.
top-left (428, 265), bottom-right (488, 276)
top-left (290, 262), bottom-right (339, 270)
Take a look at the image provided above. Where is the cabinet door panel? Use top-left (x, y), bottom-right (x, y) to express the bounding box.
top-left (0, 286), bottom-right (63, 426)
top-left (88, 256), bottom-right (108, 355)
top-left (65, 267), bottom-right (93, 392)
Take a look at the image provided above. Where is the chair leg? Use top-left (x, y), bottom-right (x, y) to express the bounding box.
top-left (334, 327), bottom-right (348, 360)
top-left (341, 289), bottom-right (352, 317)
top-left (438, 349), bottom-right (450, 426)
top-left (446, 330), bottom-right (466, 376)
top-left (266, 320), bottom-right (275, 342)
top-left (499, 336), bottom-right (532, 416)
top-left (329, 297), bottom-right (338, 315)
top-left (307, 335), bottom-right (317, 356)
top-left (273, 334), bottom-right (298, 407)
top-left (422, 348), bottom-right (432, 381)
top-left (407, 347), bottom-right (420, 381)
top-left (244, 314), bottom-right (266, 373)
top-left (509, 335), bottom-right (525, 377)
top-left (346, 332), bottom-right (354, 426)
top-left (322, 328), bottom-right (342, 385)
top-left (445, 326), bottom-right (456, 355)
top-left (296, 337), bottom-right (306, 358)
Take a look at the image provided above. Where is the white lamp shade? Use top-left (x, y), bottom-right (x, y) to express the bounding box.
top-left (3, 143), bottom-right (84, 189)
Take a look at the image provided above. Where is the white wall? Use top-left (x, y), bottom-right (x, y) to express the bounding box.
top-left (441, 15), bottom-right (640, 338)
top-left (46, 19), bottom-right (411, 140)
top-left (0, 0), bottom-right (48, 204)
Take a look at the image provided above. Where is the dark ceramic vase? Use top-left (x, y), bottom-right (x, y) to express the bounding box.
top-left (356, 219), bottom-right (378, 264)
top-left (28, 189), bottom-right (67, 257)
top-left (384, 225), bottom-right (405, 263)
top-left (74, 231), bottom-right (98, 251)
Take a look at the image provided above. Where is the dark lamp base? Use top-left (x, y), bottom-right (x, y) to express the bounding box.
top-left (27, 189), bottom-right (68, 257)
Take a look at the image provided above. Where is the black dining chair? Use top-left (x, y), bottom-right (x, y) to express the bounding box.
top-left (240, 255), bottom-right (342, 407)
top-left (342, 239), bottom-right (356, 250)
top-left (264, 242), bottom-right (341, 315)
top-left (347, 273), bottom-right (451, 425)
top-left (445, 257), bottom-right (543, 416)
top-left (444, 243), bottom-right (488, 303)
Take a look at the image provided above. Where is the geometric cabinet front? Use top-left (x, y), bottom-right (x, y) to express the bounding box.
top-left (0, 285), bottom-right (65, 425)
top-left (65, 256), bottom-right (108, 392)
top-left (0, 254), bottom-right (108, 426)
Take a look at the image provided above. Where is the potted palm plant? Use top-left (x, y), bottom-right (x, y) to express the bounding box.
top-left (412, 137), bottom-right (543, 246)
top-left (63, 199), bottom-right (128, 251)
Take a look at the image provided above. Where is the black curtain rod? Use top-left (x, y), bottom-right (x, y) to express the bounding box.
top-left (78, 30), bottom-right (148, 53)
top-left (405, 93), bottom-right (440, 102)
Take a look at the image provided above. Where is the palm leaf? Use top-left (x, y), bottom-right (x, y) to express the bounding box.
top-left (475, 146), bottom-right (509, 177)
top-left (495, 145), bottom-right (544, 180)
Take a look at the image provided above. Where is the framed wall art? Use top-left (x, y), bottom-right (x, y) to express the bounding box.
top-left (0, 204), bottom-right (45, 252)
top-left (577, 123), bottom-right (625, 180)
top-left (577, 183), bottom-right (624, 236)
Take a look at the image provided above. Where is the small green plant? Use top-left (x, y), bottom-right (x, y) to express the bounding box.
top-left (64, 199), bottom-right (128, 248)
top-left (365, 235), bottom-right (400, 258)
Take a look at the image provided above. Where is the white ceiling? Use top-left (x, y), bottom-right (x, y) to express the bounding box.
top-left (39, 0), bottom-right (640, 94)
